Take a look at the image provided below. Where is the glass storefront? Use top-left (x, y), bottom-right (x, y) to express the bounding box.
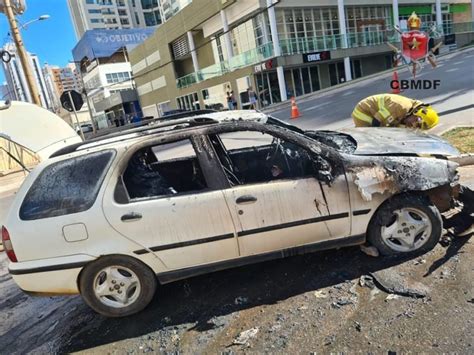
top-left (255, 64), bottom-right (321, 106)
top-left (176, 92), bottom-right (200, 110)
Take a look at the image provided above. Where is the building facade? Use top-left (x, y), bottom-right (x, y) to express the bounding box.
top-left (1, 43), bottom-right (52, 110)
top-left (161, 0), bottom-right (192, 20)
top-left (73, 28), bottom-right (155, 126)
top-left (129, 0), bottom-right (473, 117)
top-left (43, 63), bottom-right (84, 113)
top-left (67, 0), bottom-right (165, 39)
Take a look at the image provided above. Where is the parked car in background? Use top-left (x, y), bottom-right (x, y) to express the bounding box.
top-left (2, 111), bottom-right (460, 317)
top-left (75, 123), bottom-right (93, 134)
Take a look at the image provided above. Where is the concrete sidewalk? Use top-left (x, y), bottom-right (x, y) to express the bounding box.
top-left (430, 108), bottom-right (474, 135)
top-left (0, 170), bottom-right (28, 194)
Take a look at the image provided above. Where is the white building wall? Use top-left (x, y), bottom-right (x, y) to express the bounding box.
top-left (83, 62), bottom-right (134, 114)
top-left (67, 0), bottom-right (165, 39)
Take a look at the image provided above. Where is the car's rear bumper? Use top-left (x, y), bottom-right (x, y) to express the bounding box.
top-left (8, 254), bottom-right (95, 295)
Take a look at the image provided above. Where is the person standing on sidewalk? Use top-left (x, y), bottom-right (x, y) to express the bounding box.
top-left (247, 87), bottom-right (257, 110)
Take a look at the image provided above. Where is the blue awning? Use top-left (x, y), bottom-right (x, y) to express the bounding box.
top-left (72, 28), bottom-right (155, 62)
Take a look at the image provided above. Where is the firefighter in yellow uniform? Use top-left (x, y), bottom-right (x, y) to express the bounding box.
top-left (352, 94), bottom-right (439, 129)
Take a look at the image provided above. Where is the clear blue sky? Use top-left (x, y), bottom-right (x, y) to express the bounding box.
top-left (0, 0), bottom-right (77, 82)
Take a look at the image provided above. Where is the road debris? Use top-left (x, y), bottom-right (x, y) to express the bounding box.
top-left (232, 327), bottom-right (259, 345)
top-left (324, 334), bottom-right (336, 346)
top-left (354, 321), bottom-right (362, 332)
top-left (234, 296), bottom-right (249, 305)
top-left (413, 259), bottom-right (426, 265)
top-left (331, 298), bottom-right (353, 308)
top-left (360, 245), bottom-right (380, 257)
top-left (313, 290), bottom-right (328, 298)
top-left (359, 275), bottom-right (375, 289)
top-left (370, 269), bottom-right (429, 298)
top-left (385, 294), bottom-right (400, 301)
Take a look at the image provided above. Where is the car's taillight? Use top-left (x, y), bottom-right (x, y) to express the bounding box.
top-left (1, 226), bottom-right (17, 262)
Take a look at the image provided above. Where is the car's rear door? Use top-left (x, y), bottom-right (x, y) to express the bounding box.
top-left (102, 136), bottom-right (238, 270)
top-left (211, 129), bottom-right (352, 256)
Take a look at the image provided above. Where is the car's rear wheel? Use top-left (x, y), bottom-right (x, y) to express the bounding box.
top-left (367, 194), bottom-right (442, 256)
top-left (79, 255), bottom-right (157, 317)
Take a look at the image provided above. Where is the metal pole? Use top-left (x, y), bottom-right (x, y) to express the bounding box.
top-left (392, 0), bottom-right (400, 29)
top-left (435, 0), bottom-right (442, 27)
top-left (3, 0), bottom-right (42, 106)
top-left (68, 91), bottom-right (85, 141)
top-left (83, 89), bottom-right (97, 134)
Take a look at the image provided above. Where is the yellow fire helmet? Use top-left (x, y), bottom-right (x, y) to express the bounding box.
top-left (414, 105), bottom-right (439, 129)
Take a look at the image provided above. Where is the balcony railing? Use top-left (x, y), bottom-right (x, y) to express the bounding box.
top-left (177, 43), bottom-right (274, 89)
top-left (280, 30), bottom-right (394, 55)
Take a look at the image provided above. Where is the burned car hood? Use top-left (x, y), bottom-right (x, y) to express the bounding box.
top-left (340, 128), bottom-right (459, 157)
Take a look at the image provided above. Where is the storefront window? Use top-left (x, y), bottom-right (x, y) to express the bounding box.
top-left (301, 67), bottom-right (311, 94)
top-left (310, 66), bottom-right (320, 91)
top-left (351, 59), bottom-right (362, 79)
top-left (329, 62), bottom-right (346, 86)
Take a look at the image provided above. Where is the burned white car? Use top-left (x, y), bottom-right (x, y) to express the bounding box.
top-left (2, 111), bottom-right (460, 317)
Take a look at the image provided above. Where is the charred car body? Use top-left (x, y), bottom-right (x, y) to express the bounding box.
top-left (2, 110), bottom-right (460, 317)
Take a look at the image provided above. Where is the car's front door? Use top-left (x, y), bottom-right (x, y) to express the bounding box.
top-left (210, 129), bottom-right (351, 256)
top-left (103, 137), bottom-right (238, 270)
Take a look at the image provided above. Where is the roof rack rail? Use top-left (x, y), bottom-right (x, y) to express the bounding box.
top-left (49, 115), bottom-right (220, 158)
top-left (92, 109), bottom-right (217, 139)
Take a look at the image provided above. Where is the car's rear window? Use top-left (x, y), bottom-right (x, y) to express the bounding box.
top-left (19, 150), bottom-right (115, 220)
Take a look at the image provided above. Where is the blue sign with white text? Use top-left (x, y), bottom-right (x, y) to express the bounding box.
top-left (72, 28), bottom-right (155, 62)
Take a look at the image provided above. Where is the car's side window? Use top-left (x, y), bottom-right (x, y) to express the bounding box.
top-left (19, 150), bottom-right (115, 220)
top-left (121, 139), bottom-right (207, 201)
top-left (209, 130), bottom-right (316, 185)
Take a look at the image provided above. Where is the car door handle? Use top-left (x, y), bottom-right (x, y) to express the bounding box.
top-left (121, 212), bottom-right (142, 222)
top-left (236, 195), bottom-right (258, 204)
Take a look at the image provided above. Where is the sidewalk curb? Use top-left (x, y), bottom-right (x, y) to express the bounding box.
top-left (449, 154), bottom-right (474, 167)
top-left (434, 125), bottom-right (474, 137)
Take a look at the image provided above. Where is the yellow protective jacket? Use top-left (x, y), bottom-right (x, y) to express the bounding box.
top-left (352, 94), bottom-right (424, 127)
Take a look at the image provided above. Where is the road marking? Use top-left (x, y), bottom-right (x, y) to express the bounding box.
top-left (446, 68), bottom-right (459, 72)
top-left (453, 61), bottom-right (464, 65)
top-left (342, 90), bottom-right (354, 96)
top-left (303, 102), bottom-right (331, 112)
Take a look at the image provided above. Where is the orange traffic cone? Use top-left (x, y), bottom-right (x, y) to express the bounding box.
top-left (291, 97), bottom-right (300, 119)
top-left (391, 70), bottom-right (401, 94)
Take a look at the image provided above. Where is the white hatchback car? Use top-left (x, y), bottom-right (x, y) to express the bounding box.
top-left (2, 111), bottom-right (460, 317)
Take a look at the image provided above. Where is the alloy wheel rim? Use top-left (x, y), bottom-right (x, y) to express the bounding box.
top-left (381, 207), bottom-right (432, 252)
top-left (93, 266), bottom-right (141, 308)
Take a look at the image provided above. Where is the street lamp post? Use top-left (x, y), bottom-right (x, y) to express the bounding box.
top-left (20, 14), bottom-right (49, 29)
top-left (3, 0), bottom-right (42, 106)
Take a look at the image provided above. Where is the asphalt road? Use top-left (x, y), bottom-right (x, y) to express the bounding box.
top-left (267, 47), bottom-right (474, 131)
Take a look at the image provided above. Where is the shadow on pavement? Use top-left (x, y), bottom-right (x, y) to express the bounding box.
top-left (56, 246), bottom-right (421, 353)
top-left (423, 235), bottom-right (472, 277)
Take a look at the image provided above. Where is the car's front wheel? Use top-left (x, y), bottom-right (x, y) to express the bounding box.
top-left (367, 194), bottom-right (442, 256)
top-left (79, 255), bottom-right (157, 317)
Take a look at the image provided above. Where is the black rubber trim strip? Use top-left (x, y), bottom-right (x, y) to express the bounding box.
top-left (8, 261), bottom-right (88, 275)
top-left (156, 234), bottom-right (366, 284)
top-left (237, 212), bottom-right (349, 237)
top-left (353, 209), bottom-right (371, 216)
top-left (133, 233), bottom-right (235, 255)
